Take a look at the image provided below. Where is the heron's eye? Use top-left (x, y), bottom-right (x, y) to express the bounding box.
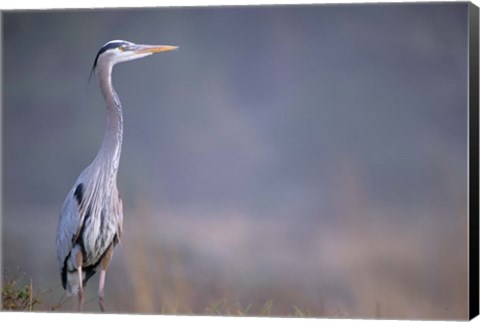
top-left (119, 46), bottom-right (125, 52)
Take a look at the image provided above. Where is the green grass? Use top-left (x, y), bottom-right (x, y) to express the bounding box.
top-left (2, 271), bottom-right (39, 311)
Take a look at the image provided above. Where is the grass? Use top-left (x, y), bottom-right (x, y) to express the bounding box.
top-left (2, 271), bottom-right (39, 311)
top-left (1, 270), bottom-right (67, 312)
top-left (1, 269), bottom-right (319, 316)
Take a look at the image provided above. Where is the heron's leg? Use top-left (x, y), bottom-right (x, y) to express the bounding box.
top-left (75, 251), bottom-right (84, 312)
top-left (98, 270), bottom-right (107, 312)
top-left (77, 266), bottom-right (84, 311)
top-left (98, 243), bottom-right (114, 312)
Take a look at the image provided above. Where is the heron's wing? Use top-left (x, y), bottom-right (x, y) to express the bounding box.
top-left (114, 192), bottom-right (124, 243)
top-left (55, 183), bottom-right (87, 269)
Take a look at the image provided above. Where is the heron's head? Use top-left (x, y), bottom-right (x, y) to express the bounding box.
top-left (92, 40), bottom-right (178, 71)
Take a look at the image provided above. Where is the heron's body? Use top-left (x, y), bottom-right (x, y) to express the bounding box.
top-left (55, 40), bottom-right (177, 311)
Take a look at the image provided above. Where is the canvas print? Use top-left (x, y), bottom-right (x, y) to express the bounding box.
top-left (1, 2), bottom-right (478, 319)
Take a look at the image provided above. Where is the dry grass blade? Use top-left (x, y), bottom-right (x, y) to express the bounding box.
top-left (259, 299), bottom-right (274, 316)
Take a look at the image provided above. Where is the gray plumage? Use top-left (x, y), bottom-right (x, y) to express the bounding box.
top-left (55, 40), bottom-right (177, 311)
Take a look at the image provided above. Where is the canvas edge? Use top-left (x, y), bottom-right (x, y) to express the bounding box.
top-left (469, 1), bottom-right (480, 320)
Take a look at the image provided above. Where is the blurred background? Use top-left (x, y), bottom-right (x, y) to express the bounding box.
top-left (2, 2), bottom-right (469, 319)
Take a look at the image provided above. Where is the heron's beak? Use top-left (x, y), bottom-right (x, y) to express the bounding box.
top-left (134, 45), bottom-right (178, 54)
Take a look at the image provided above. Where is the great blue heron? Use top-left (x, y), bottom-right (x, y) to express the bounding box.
top-left (55, 40), bottom-right (177, 312)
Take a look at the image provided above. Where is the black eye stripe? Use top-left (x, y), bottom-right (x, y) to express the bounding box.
top-left (93, 41), bottom-right (128, 67)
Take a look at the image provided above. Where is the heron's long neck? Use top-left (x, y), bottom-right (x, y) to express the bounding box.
top-left (95, 63), bottom-right (123, 180)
